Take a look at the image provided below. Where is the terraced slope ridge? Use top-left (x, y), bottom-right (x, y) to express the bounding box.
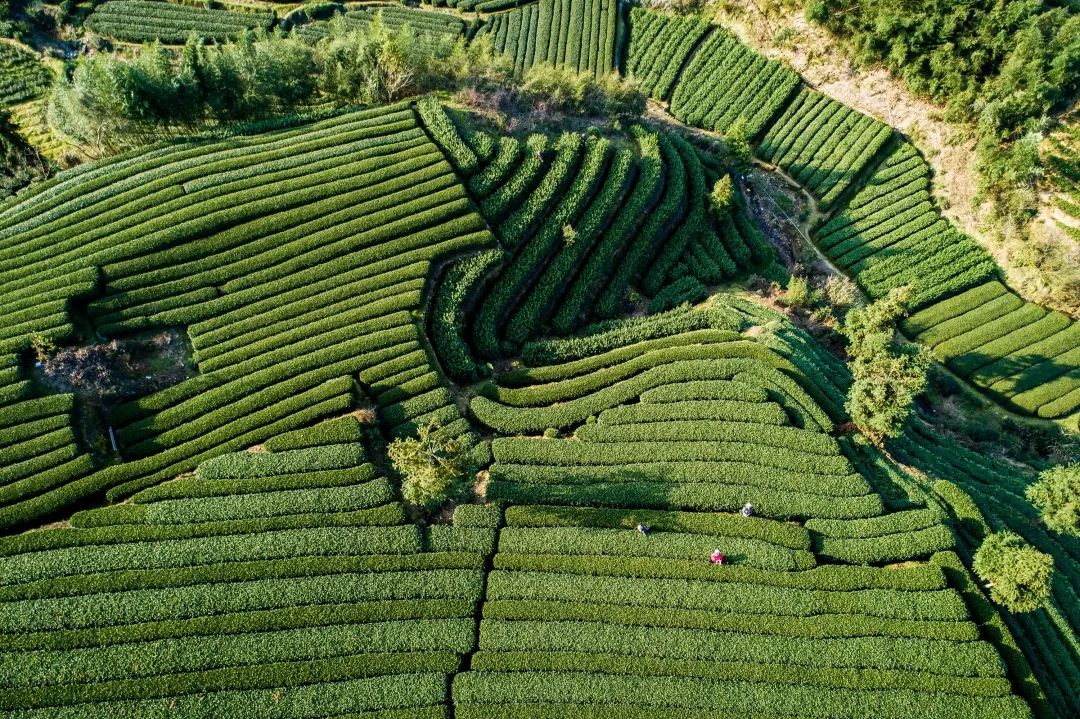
top-left (0, 102), bottom-right (489, 530)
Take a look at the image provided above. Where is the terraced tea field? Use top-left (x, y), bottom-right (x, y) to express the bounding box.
top-left (85, 0), bottom-right (274, 43)
top-left (474, 0), bottom-right (617, 79)
top-left (0, 102), bottom-right (486, 530)
top-left (1, 3), bottom-right (1078, 718)
top-left (295, 4), bottom-right (469, 44)
top-left (0, 42), bottom-right (51, 108)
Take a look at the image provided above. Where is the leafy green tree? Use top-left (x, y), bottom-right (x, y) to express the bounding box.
top-left (1027, 465), bottom-right (1080, 537)
top-left (319, 15), bottom-right (417, 104)
top-left (841, 286), bottom-right (929, 442)
top-left (708, 174), bottom-right (734, 216)
top-left (387, 420), bottom-right (472, 510)
top-left (973, 531), bottom-right (1054, 613)
top-left (724, 120), bottom-right (752, 171)
top-left (778, 275), bottom-right (812, 309)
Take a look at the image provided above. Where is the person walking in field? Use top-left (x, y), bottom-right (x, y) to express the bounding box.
top-left (636, 523), bottom-right (649, 537)
top-left (710, 549), bottom-right (724, 565)
top-left (741, 502), bottom-right (754, 518)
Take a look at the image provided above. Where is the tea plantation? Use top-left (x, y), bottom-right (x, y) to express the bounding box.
top-left (0, 42), bottom-right (51, 107)
top-left (85, 0), bottom-right (274, 44)
top-left (1, 2), bottom-right (1078, 717)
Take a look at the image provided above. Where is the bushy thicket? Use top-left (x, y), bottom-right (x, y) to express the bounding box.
top-left (806, 0), bottom-right (1080, 221)
top-left (1026, 465), bottom-right (1080, 536)
top-left (49, 19), bottom-right (484, 152)
top-left (518, 64), bottom-right (646, 119)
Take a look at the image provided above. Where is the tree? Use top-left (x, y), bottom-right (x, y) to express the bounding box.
top-left (387, 420), bottom-right (471, 510)
top-left (1027, 465), bottom-right (1080, 537)
top-left (724, 120), bottom-right (752, 171)
top-left (708, 174), bottom-right (734, 216)
top-left (319, 15), bottom-right (439, 105)
top-left (973, 531), bottom-right (1054, 613)
top-left (841, 286), bottom-right (929, 442)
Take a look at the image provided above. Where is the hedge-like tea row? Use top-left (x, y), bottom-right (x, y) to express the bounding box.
top-left (758, 88), bottom-right (893, 211)
top-left (9, 673), bottom-right (450, 717)
top-left (498, 525), bottom-right (814, 571)
top-left (262, 415), bottom-right (364, 452)
top-left (523, 305), bottom-right (741, 365)
top-left (491, 458), bottom-right (867, 497)
top-left (503, 504), bottom-right (811, 550)
top-left (625, 8), bottom-right (710, 99)
top-left (431, 249), bottom-right (504, 382)
top-left (0, 42), bottom-right (51, 107)
top-left (622, 378), bottom-right (767, 405)
top-left (468, 649), bottom-right (1008, 694)
top-left (453, 671), bottom-right (1031, 718)
top-left (85, 0), bottom-right (274, 44)
top-left (475, 619), bottom-right (998, 674)
top-left (418, 97), bottom-right (479, 174)
top-left (669, 26), bottom-right (800, 139)
top-left (475, 0), bottom-right (618, 79)
top-left (492, 439), bottom-right (854, 479)
top-left (478, 134), bottom-right (550, 225)
top-left (484, 587), bottom-right (975, 640)
top-left (575, 418), bottom-right (842, 456)
top-left (194, 443), bottom-right (365, 480)
top-left (344, 6), bottom-right (467, 39)
top-left (470, 136), bottom-right (524, 197)
top-left (487, 472), bottom-right (882, 519)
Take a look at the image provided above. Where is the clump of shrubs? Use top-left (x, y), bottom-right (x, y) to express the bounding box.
top-left (518, 63), bottom-right (647, 119)
top-left (973, 531), bottom-right (1054, 613)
